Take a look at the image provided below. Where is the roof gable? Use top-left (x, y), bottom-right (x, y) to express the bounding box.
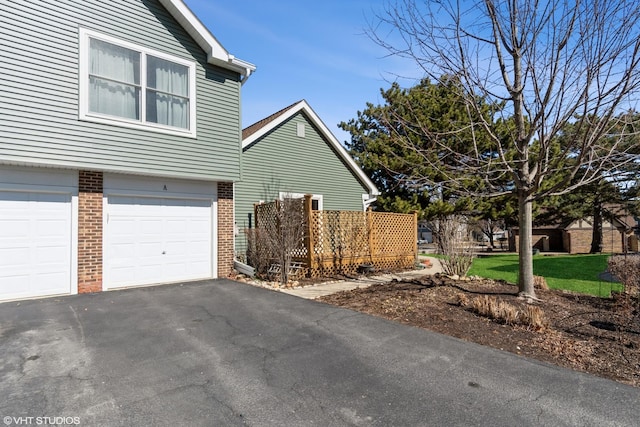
top-left (158, 0), bottom-right (255, 80)
top-left (242, 100), bottom-right (379, 195)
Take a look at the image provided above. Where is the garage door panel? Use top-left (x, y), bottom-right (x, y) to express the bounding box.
top-left (0, 189), bottom-right (73, 300)
top-left (0, 217), bottom-right (30, 236)
top-left (109, 220), bottom-right (138, 240)
top-left (166, 219), bottom-right (187, 233)
top-left (36, 220), bottom-right (69, 236)
top-left (0, 247), bottom-right (29, 266)
top-left (105, 193), bottom-right (213, 289)
top-left (0, 276), bottom-right (29, 291)
top-left (186, 240), bottom-right (210, 254)
top-left (36, 245), bottom-right (68, 264)
top-left (140, 219), bottom-right (163, 234)
top-left (109, 266), bottom-right (136, 284)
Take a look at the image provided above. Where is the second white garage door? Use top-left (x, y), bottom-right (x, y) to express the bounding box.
top-left (0, 167), bottom-right (77, 301)
top-left (104, 176), bottom-right (216, 289)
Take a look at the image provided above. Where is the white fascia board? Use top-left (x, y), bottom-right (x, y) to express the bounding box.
top-left (243, 100), bottom-right (380, 196)
top-left (159, 0), bottom-right (256, 77)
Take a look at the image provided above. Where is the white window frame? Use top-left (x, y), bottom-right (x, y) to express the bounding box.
top-left (79, 28), bottom-right (197, 138)
top-left (279, 192), bottom-right (323, 210)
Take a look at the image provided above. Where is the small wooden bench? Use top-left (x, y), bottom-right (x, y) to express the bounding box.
top-left (268, 262), bottom-right (306, 280)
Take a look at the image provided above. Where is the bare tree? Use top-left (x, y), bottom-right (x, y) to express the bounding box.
top-left (473, 218), bottom-right (505, 250)
top-left (369, 0), bottom-right (640, 298)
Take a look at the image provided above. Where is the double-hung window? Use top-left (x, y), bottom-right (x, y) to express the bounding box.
top-left (79, 29), bottom-right (196, 137)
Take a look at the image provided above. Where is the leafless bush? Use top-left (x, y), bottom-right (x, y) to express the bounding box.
top-left (253, 197), bottom-right (307, 285)
top-left (429, 215), bottom-right (475, 277)
top-left (608, 255), bottom-right (640, 322)
top-left (246, 229), bottom-right (275, 278)
top-left (608, 255), bottom-right (640, 295)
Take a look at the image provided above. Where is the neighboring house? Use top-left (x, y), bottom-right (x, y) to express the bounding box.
top-left (509, 207), bottom-right (638, 254)
top-left (0, 0), bottom-right (255, 301)
top-left (235, 100), bottom-right (379, 258)
top-left (417, 221), bottom-right (433, 244)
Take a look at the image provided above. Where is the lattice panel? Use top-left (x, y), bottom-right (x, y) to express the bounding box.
top-left (370, 212), bottom-right (416, 257)
top-left (254, 201), bottom-right (279, 230)
top-left (253, 200), bottom-right (416, 279)
top-left (254, 198), bottom-right (308, 260)
top-left (311, 211), bottom-right (370, 259)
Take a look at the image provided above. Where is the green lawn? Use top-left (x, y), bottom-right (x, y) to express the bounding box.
top-left (467, 253), bottom-right (622, 297)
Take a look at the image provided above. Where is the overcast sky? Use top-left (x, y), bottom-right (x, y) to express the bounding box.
top-left (183, 0), bottom-right (421, 143)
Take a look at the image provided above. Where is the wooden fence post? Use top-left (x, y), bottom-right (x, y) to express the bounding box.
top-left (253, 202), bottom-right (260, 229)
top-left (304, 194), bottom-right (315, 273)
top-left (413, 211), bottom-right (418, 261)
top-left (367, 208), bottom-right (376, 262)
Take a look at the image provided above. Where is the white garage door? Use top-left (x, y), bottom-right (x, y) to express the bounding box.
top-left (104, 181), bottom-right (215, 289)
top-left (0, 169), bottom-right (76, 301)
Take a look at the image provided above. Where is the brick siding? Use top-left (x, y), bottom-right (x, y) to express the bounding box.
top-left (217, 182), bottom-right (234, 277)
top-left (565, 229), bottom-right (623, 254)
top-left (78, 170), bottom-right (103, 293)
top-left (511, 227), bottom-right (625, 254)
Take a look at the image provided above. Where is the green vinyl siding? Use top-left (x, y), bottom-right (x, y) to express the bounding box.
top-left (235, 112), bottom-right (371, 255)
top-left (0, 0), bottom-right (242, 181)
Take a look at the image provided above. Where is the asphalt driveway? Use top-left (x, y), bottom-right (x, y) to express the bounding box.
top-left (0, 280), bottom-right (638, 426)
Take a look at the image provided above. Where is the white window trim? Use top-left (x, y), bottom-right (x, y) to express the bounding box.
top-left (79, 28), bottom-right (197, 138)
top-left (279, 192), bottom-right (323, 210)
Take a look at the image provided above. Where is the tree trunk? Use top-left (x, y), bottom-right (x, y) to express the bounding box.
top-left (517, 192), bottom-right (536, 298)
top-left (590, 201), bottom-right (603, 254)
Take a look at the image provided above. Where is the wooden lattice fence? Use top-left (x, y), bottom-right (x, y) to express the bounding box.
top-left (252, 195), bottom-right (417, 278)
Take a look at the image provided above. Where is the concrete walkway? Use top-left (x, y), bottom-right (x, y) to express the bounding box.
top-left (281, 256), bottom-right (443, 299)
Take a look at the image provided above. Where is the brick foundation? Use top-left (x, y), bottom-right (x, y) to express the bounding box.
top-left (78, 170), bottom-right (103, 293)
top-left (217, 182), bottom-right (234, 278)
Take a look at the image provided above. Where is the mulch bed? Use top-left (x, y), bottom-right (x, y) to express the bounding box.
top-left (317, 274), bottom-right (640, 387)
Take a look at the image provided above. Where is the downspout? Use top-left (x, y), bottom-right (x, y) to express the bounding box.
top-left (362, 194), bottom-right (377, 211)
top-left (240, 68), bottom-right (253, 86)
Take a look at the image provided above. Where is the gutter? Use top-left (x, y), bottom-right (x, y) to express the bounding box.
top-left (229, 56), bottom-right (256, 86)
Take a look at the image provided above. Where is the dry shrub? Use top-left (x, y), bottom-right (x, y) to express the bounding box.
top-left (471, 295), bottom-right (496, 317)
top-left (521, 306), bottom-right (549, 330)
top-left (608, 255), bottom-right (640, 296)
top-left (252, 197), bottom-right (307, 284)
top-left (499, 301), bottom-right (519, 325)
top-left (533, 275), bottom-right (549, 290)
top-left (246, 228), bottom-right (275, 278)
top-left (456, 293), bottom-right (469, 307)
top-left (430, 215), bottom-right (475, 277)
top-left (608, 254), bottom-right (640, 324)
top-left (469, 295), bottom-right (547, 330)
